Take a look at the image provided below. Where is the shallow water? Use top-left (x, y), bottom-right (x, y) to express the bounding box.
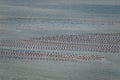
top-left (0, 0), bottom-right (120, 80)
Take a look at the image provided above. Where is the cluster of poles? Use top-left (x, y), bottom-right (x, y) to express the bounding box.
top-left (0, 40), bottom-right (119, 53)
top-left (0, 33), bottom-right (120, 62)
top-left (32, 33), bottom-right (120, 44)
top-left (0, 33), bottom-right (119, 53)
top-left (0, 48), bottom-right (104, 62)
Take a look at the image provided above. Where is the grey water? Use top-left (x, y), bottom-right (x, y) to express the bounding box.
top-left (0, 0), bottom-right (120, 80)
